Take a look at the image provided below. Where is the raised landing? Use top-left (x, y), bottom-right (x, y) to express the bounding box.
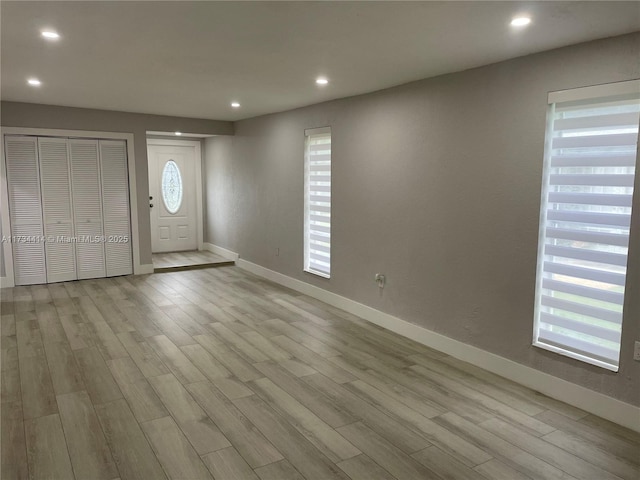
top-left (152, 250), bottom-right (234, 273)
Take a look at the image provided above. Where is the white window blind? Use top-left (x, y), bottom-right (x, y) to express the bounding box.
top-left (304, 128), bottom-right (331, 277)
top-left (533, 80), bottom-right (640, 371)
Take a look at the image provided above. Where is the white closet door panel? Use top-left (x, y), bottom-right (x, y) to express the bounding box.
top-left (11, 224), bottom-right (47, 285)
top-left (70, 139), bottom-right (103, 222)
top-left (44, 223), bottom-right (76, 283)
top-left (100, 140), bottom-right (130, 217)
top-left (75, 222), bottom-right (106, 279)
top-left (4, 136), bottom-right (46, 285)
top-left (99, 140), bottom-right (132, 276)
top-left (38, 138), bottom-right (73, 224)
top-left (38, 137), bottom-right (76, 282)
top-left (104, 219), bottom-right (133, 276)
top-left (5, 136), bottom-right (43, 226)
top-left (70, 139), bottom-right (106, 279)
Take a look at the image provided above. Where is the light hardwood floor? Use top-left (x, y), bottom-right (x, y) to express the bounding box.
top-left (1, 266), bottom-right (639, 480)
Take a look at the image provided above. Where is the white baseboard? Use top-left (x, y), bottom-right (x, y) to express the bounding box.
top-left (237, 257), bottom-right (640, 433)
top-left (136, 264), bottom-right (155, 275)
top-left (203, 242), bottom-right (239, 261)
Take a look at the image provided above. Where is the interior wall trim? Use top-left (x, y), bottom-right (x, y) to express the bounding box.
top-left (214, 249), bottom-right (640, 433)
top-left (139, 264), bottom-right (155, 275)
top-left (203, 242), bottom-right (240, 261)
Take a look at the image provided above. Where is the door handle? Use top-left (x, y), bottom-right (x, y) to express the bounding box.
top-left (150, 203), bottom-right (154, 208)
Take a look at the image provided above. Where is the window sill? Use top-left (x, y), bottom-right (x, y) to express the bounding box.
top-left (533, 340), bottom-right (619, 372)
top-left (304, 268), bottom-right (330, 279)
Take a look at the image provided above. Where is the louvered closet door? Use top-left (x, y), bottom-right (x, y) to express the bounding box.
top-left (70, 139), bottom-right (106, 279)
top-left (4, 136), bottom-right (46, 285)
top-left (99, 140), bottom-right (133, 276)
top-left (38, 137), bottom-right (77, 283)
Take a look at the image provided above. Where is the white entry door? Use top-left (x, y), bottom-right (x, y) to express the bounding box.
top-left (148, 142), bottom-right (200, 253)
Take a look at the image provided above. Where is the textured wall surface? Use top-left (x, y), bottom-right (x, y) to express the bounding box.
top-left (1, 102), bottom-right (233, 264)
top-left (205, 32), bottom-right (640, 405)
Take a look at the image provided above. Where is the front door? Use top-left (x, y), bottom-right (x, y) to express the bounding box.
top-left (148, 143), bottom-right (198, 252)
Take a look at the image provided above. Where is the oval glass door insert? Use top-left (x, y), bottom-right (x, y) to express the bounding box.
top-left (161, 160), bottom-right (183, 214)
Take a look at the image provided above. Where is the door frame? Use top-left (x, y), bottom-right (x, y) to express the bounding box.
top-left (146, 138), bottom-right (204, 253)
top-left (1, 126), bottom-right (141, 288)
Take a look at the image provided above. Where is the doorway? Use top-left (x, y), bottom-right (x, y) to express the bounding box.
top-left (147, 139), bottom-right (203, 253)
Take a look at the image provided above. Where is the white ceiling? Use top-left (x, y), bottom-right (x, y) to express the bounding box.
top-left (1, 1), bottom-right (638, 121)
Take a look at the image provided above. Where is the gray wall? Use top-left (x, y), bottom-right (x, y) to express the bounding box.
top-left (1, 102), bottom-right (233, 265)
top-left (205, 32), bottom-right (640, 405)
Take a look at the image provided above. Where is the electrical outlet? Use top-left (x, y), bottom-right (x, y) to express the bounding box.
top-left (634, 341), bottom-right (640, 362)
top-left (375, 273), bottom-right (385, 288)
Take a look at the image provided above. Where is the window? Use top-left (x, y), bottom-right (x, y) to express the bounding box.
top-left (533, 80), bottom-right (640, 371)
top-left (304, 127), bottom-right (331, 277)
top-left (162, 160), bottom-right (183, 214)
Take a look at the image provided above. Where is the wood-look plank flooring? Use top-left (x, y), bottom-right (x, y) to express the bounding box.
top-left (1, 266), bottom-right (639, 480)
top-left (152, 250), bottom-right (234, 272)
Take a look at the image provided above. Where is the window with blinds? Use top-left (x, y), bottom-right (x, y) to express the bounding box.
top-left (304, 127), bottom-right (331, 277)
top-left (533, 80), bottom-right (640, 371)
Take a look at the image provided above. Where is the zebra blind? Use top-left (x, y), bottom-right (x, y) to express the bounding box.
top-left (533, 80), bottom-right (640, 371)
top-left (304, 128), bottom-right (331, 277)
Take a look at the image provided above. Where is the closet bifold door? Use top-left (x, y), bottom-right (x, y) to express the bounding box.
top-left (99, 140), bottom-right (133, 276)
top-left (69, 139), bottom-right (106, 279)
top-left (4, 136), bottom-right (47, 285)
top-left (38, 137), bottom-right (77, 283)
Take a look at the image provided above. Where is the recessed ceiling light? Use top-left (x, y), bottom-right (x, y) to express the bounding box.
top-left (175, 131), bottom-right (182, 136)
top-left (27, 78), bottom-right (42, 86)
top-left (231, 102), bottom-right (240, 108)
top-left (316, 77), bottom-right (329, 85)
top-left (41, 30), bottom-right (60, 40)
top-left (511, 16), bottom-right (531, 27)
